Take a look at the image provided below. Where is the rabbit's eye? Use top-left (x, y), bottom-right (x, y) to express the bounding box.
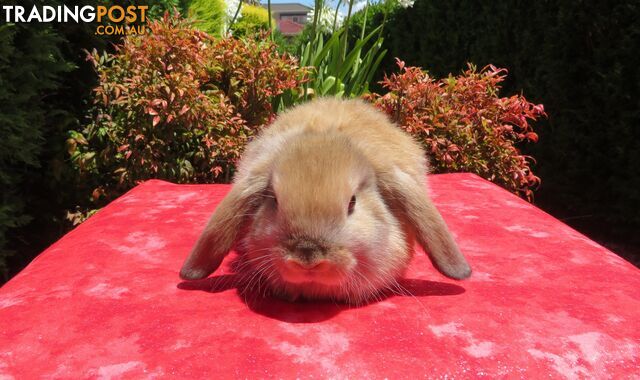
top-left (348, 195), bottom-right (356, 215)
top-left (266, 189), bottom-right (277, 208)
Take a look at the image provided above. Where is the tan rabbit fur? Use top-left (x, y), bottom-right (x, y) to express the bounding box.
top-left (180, 98), bottom-right (471, 303)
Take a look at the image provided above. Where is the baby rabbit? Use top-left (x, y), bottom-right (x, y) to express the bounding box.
top-left (180, 98), bottom-right (471, 303)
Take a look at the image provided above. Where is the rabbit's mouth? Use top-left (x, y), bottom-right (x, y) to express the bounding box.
top-left (276, 257), bottom-right (345, 286)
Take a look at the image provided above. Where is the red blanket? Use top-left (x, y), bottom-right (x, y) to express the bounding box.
top-left (1, 174), bottom-right (638, 378)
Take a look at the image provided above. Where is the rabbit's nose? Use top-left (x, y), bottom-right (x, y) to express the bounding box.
top-left (295, 240), bottom-right (322, 259)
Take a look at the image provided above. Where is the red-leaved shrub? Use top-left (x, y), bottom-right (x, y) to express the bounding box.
top-left (208, 36), bottom-right (307, 127)
top-left (68, 14), bottom-right (306, 214)
top-left (367, 59), bottom-right (546, 200)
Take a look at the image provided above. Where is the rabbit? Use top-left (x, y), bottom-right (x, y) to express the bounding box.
top-left (180, 97), bottom-right (471, 304)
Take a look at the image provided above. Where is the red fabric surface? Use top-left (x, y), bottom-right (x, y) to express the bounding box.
top-left (1, 173), bottom-right (639, 378)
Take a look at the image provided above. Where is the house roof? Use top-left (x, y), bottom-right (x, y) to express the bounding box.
top-left (277, 19), bottom-right (305, 35)
top-left (260, 3), bottom-right (312, 13)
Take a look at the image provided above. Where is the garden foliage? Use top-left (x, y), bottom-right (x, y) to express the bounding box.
top-left (230, 4), bottom-right (273, 37)
top-left (187, 0), bottom-right (227, 36)
top-left (0, 0), bottom-right (191, 282)
top-left (0, 22), bottom-right (72, 279)
top-left (297, 0), bottom-right (386, 100)
top-left (68, 15), bottom-right (306, 212)
top-left (364, 0), bottom-right (640, 229)
top-left (0, 0), bottom-right (210, 283)
top-left (1, 4), bottom-right (572, 282)
top-left (367, 60), bottom-right (546, 200)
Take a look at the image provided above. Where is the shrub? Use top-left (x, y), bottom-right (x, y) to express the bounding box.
top-left (349, 0), bottom-right (399, 39)
top-left (367, 59), bottom-right (546, 200)
top-left (230, 4), bottom-right (273, 38)
top-left (363, 0), bottom-right (640, 234)
top-left (0, 22), bottom-right (73, 280)
top-left (295, 0), bottom-right (387, 100)
top-left (68, 15), bottom-right (306, 213)
top-left (272, 28), bottom-right (300, 55)
top-left (0, 0), bottom-right (187, 283)
top-left (187, 0), bottom-right (227, 36)
top-left (146, 0), bottom-right (185, 19)
top-left (207, 35), bottom-right (308, 125)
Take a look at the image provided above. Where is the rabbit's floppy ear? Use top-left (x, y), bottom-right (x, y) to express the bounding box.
top-left (379, 171), bottom-right (471, 280)
top-left (180, 175), bottom-right (268, 280)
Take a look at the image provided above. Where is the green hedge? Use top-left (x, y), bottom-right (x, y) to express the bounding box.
top-left (230, 4), bottom-right (273, 37)
top-left (366, 0), bottom-right (640, 235)
top-left (187, 0), bottom-right (227, 36)
top-left (0, 21), bottom-right (74, 280)
top-left (0, 1), bottom-right (183, 282)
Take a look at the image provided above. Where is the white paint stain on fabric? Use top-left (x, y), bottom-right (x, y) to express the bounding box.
top-left (144, 191), bottom-right (200, 214)
top-left (50, 364), bottom-right (72, 378)
top-left (271, 324), bottom-right (353, 379)
top-left (32, 285), bottom-right (74, 303)
top-left (605, 314), bottom-right (623, 324)
top-left (568, 250), bottom-right (590, 265)
top-left (0, 296), bottom-right (23, 309)
top-left (84, 282), bottom-right (129, 299)
top-left (457, 241), bottom-right (492, 257)
top-left (49, 285), bottom-right (73, 298)
top-left (108, 209), bottom-right (134, 218)
top-left (568, 332), bottom-right (602, 364)
top-left (465, 341), bottom-right (495, 358)
top-left (111, 232), bottom-right (167, 263)
top-left (469, 271), bottom-right (493, 282)
top-left (120, 196), bottom-right (141, 204)
top-left (528, 348), bottom-right (588, 379)
top-left (171, 340), bottom-right (191, 350)
top-left (526, 330), bottom-right (640, 379)
top-left (429, 322), bottom-right (495, 358)
top-left (91, 361), bottom-right (144, 380)
top-left (518, 266), bottom-right (546, 281)
top-left (175, 192), bottom-right (199, 203)
top-left (502, 199), bottom-right (530, 209)
top-left (504, 224), bottom-right (550, 238)
top-left (0, 358), bottom-right (15, 380)
top-left (429, 322), bottom-right (460, 337)
top-left (459, 179), bottom-right (494, 190)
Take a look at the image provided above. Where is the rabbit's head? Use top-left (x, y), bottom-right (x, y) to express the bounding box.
top-left (235, 132), bottom-right (411, 302)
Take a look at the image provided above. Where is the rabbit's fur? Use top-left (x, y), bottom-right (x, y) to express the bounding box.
top-left (180, 98), bottom-right (471, 303)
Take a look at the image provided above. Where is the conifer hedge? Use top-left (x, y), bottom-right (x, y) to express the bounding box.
top-left (365, 0), bottom-right (640, 235)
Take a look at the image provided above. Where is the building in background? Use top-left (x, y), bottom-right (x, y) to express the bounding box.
top-left (261, 3), bottom-right (312, 36)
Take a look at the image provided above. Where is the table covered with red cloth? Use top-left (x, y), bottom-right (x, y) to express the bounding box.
top-left (1, 174), bottom-right (639, 378)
